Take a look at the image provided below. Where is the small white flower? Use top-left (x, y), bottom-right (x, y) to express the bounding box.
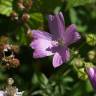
top-left (0, 91), bottom-right (6, 96)
top-left (14, 88), bottom-right (24, 96)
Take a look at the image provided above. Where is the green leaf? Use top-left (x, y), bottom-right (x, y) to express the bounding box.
top-left (16, 27), bottom-right (28, 45)
top-left (29, 12), bottom-right (44, 29)
top-left (0, 0), bottom-right (13, 16)
top-left (30, 13), bottom-right (43, 23)
top-left (69, 8), bottom-right (79, 24)
top-left (69, 8), bottom-right (87, 32)
top-left (39, 73), bottom-right (48, 85)
top-left (85, 80), bottom-right (93, 92)
top-left (31, 0), bottom-right (62, 13)
top-left (63, 77), bottom-right (74, 83)
top-left (32, 73), bottom-right (48, 86)
top-left (66, 0), bottom-right (96, 9)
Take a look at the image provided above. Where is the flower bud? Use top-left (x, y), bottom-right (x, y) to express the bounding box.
top-left (78, 68), bottom-right (87, 80)
top-left (74, 57), bottom-right (84, 67)
top-left (86, 33), bottom-right (96, 46)
top-left (22, 13), bottom-right (30, 22)
top-left (10, 11), bottom-right (19, 20)
top-left (7, 78), bottom-right (14, 85)
top-left (86, 67), bottom-right (96, 90)
top-left (84, 62), bottom-right (94, 68)
top-left (17, 2), bottom-right (25, 10)
top-left (88, 50), bottom-right (96, 61)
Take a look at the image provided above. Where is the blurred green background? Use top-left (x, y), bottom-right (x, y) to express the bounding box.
top-left (0, 0), bottom-right (96, 96)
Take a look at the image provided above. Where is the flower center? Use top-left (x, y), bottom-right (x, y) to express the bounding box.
top-left (51, 40), bottom-right (58, 47)
top-left (51, 39), bottom-right (65, 47)
top-left (58, 39), bottom-right (65, 46)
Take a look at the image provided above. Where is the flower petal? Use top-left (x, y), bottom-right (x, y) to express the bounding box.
top-left (64, 24), bottom-right (81, 46)
top-left (30, 39), bottom-right (53, 50)
top-left (48, 12), bottom-right (65, 39)
top-left (52, 47), bottom-right (70, 68)
top-left (33, 49), bottom-right (53, 58)
top-left (73, 32), bottom-right (81, 43)
top-left (32, 30), bottom-right (52, 40)
top-left (30, 39), bottom-right (54, 58)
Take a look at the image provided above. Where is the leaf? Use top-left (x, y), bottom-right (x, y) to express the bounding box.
top-left (69, 8), bottom-right (87, 32)
top-left (16, 27), bottom-right (28, 45)
top-left (85, 80), bottom-right (93, 92)
top-left (66, 0), bottom-right (96, 9)
top-left (39, 73), bottom-right (48, 85)
top-left (0, 0), bottom-right (13, 16)
top-left (30, 13), bottom-right (43, 23)
top-left (32, 73), bottom-right (48, 86)
top-left (29, 12), bottom-right (44, 29)
top-left (63, 77), bottom-right (74, 83)
top-left (31, 0), bottom-right (62, 13)
top-left (69, 8), bottom-right (79, 24)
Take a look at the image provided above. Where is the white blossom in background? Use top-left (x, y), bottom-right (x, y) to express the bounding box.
top-left (0, 91), bottom-right (6, 96)
top-left (14, 88), bottom-right (24, 96)
top-left (0, 89), bottom-right (24, 96)
top-left (0, 78), bottom-right (24, 96)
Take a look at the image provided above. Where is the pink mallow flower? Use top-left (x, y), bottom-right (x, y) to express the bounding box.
top-left (30, 12), bottom-right (81, 68)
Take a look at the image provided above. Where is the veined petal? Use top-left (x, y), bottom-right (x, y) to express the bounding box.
top-left (73, 32), bottom-right (81, 42)
top-left (30, 39), bottom-right (54, 58)
top-left (32, 30), bottom-right (52, 40)
top-left (52, 47), bottom-right (70, 68)
top-left (30, 39), bottom-right (53, 50)
top-left (33, 49), bottom-right (53, 58)
top-left (86, 67), bottom-right (96, 90)
top-left (48, 12), bottom-right (65, 40)
top-left (64, 24), bottom-right (81, 46)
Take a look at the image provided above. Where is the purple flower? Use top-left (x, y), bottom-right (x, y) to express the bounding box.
top-left (30, 12), bottom-right (81, 68)
top-left (86, 67), bottom-right (96, 90)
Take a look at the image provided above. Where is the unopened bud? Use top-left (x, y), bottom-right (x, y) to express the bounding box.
top-left (85, 67), bottom-right (96, 90)
top-left (22, 13), bottom-right (30, 22)
top-left (7, 78), bottom-right (14, 85)
top-left (84, 62), bottom-right (94, 68)
top-left (17, 2), bottom-right (25, 10)
top-left (88, 50), bottom-right (96, 61)
top-left (74, 57), bottom-right (84, 67)
top-left (10, 11), bottom-right (18, 20)
top-left (86, 33), bottom-right (96, 46)
top-left (78, 68), bottom-right (87, 80)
